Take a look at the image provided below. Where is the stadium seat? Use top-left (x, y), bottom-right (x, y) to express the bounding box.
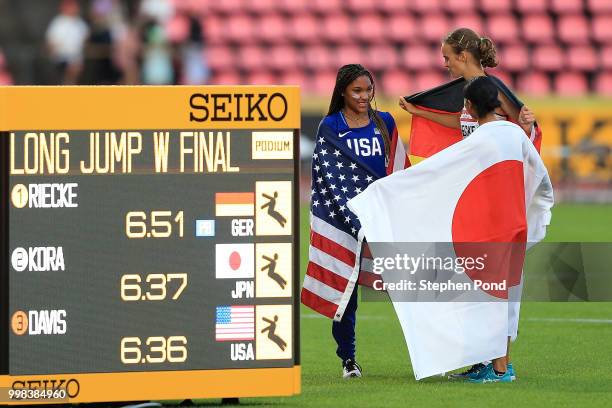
top-left (388, 14), bottom-right (419, 44)
top-left (450, 14), bottom-right (484, 37)
top-left (335, 45), bottom-right (363, 67)
top-left (549, 0), bottom-right (583, 14)
top-left (207, 46), bottom-right (235, 70)
top-left (567, 46), bottom-right (598, 72)
top-left (485, 14), bottom-right (520, 44)
top-left (379, 0), bottom-right (408, 14)
top-left (214, 0), bottom-right (246, 15)
top-left (257, 14), bottom-right (289, 44)
top-left (311, 0), bottom-right (343, 14)
top-left (381, 69), bottom-right (412, 96)
top-left (515, 0), bottom-right (548, 14)
top-left (486, 69), bottom-right (513, 88)
top-left (210, 71), bottom-right (241, 85)
top-left (268, 46), bottom-right (300, 71)
top-left (278, 0), bottom-right (312, 14)
top-left (313, 70), bottom-right (338, 95)
top-left (290, 14), bottom-right (320, 44)
top-left (478, 0), bottom-right (512, 14)
top-left (166, 14), bottom-right (189, 43)
top-left (554, 72), bottom-right (588, 96)
top-left (420, 14), bottom-right (450, 43)
top-left (322, 14), bottom-right (353, 44)
top-left (280, 70), bottom-right (309, 90)
top-left (346, 0), bottom-right (379, 14)
top-left (411, 0), bottom-right (442, 14)
top-left (227, 14), bottom-right (256, 44)
top-left (245, 0), bottom-right (277, 14)
top-left (365, 45), bottom-right (399, 71)
top-left (400, 45), bottom-right (436, 71)
top-left (440, 0), bottom-right (477, 14)
top-left (516, 72), bottom-right (551, 96)
top-left (498, 45), bottom-right (529, 72)
top-left (587, 0), bottom-right (612, 13)
top-left (599, 46), bottom-right (612, 70)
top-left (532, 45), bottom-right (564, 72)
top-left (354, 14), bottom-right (385, 44)
top-left (302, 45), bottom-right (334, 71)
top-left (557, 15), bottom-right (590, 45)
top-left (247, 70), bottom-right (277, 85)
top-left (414, 71), bottom-right (447, 91)
top-left (592, 16), bottom-right (612, 44)
top-left (594, 71), bottom-right (612, 95)
top-left (201, 15), bottom-right (225, 45)
top-left (236, 45), bottom-right (267, 71)
top-left (521, 14), bottom-right (555, 45)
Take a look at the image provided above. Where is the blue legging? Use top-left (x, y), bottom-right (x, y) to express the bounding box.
top-left (332, 286), bottom-right (358, 361)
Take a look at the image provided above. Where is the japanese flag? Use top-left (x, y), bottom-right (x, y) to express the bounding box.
top-left (348, 121), bottom-right (553, 380)
top-left (216, 244), bottom-right (254, 279)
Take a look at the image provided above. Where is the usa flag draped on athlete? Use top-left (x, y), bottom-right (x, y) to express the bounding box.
top-left (301, 111), bottom-right (410, 321)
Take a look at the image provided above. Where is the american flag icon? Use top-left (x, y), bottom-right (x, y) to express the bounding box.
top-left (215, 305), bottom-right (255, 342)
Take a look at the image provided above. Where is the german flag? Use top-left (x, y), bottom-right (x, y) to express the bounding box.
top-left (404, 76), bottom-right (543, 163)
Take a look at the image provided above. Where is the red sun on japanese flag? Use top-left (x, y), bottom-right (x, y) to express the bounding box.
top-left (216, 244), bottom-right (254, 279)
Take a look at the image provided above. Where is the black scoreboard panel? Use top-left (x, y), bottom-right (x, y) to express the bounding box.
top-left (0, 86), bottom-right (301, 404)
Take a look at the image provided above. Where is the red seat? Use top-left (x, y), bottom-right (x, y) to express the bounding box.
top-left (549, 0), bottom-right (583, 14)
top-left (411, 0), bottom-right (442, 13)
top-left (236, 46), bottom-right (267, 71)
top-left (379, 0), bottom-right (408, 13)
top-left (257, 14), bottom-right (289, 44)
top-left (322, 14), bottom-right (353, 44)
top-left (346, 0), bottom-right (379, 13)
top-left (554, 72), bottom-right (588, 96)
top-left (478, 0), bottom-right (512, 14)
top-left (440, 0), bottom-right (477, 14)
top-left (599, 46), bottom-right (612, 70)
top-left (557, 15), bottom-right (590, 45)
top-left (388, 14), bottom-right (419, 44)
top-left (587, 0), bottom-right (612, 13)
top-left (516, 72), bottom-right (550, 96)
top-left (210, 71), bottom-right (241, 85)
top-left (303, 46), bottom-right (334, 70)
top-left (420, 14), bottom-right (450, 43)
top-left (381, 69), bottom-right (413, 96)
top-left (245, 0), bottom-right (277, 14)
top-left (414, 71), bottom-right (446, 91)
top-left (311, 0), bottom-right (343, 14)
top-left (280, 70), bottom-right (309, 91)
top-left (227, 14), bottom-right (255, 44)
top-left (592, 16), bottom-right (612, 44)
top-left (567, 46), bottom-right (598, 71)
top-left (499, 45), bottom-right (529, 72)
top-left (365, 45), bottom-right (399, 71)
top-left (515, 0), bottom-right (548, 13)
top-left (278, 0), bottom-right (312, 14)
top-left (202, 15), bottom-right (225, 45)
top-left (214, 0), bottom-right (246, 14)
top-left (313, 70), bottom-right (338, 95)
top-left (335, 45), bottom-right (363, 67)
top-left (290, 14), bottom-right (320, 44)
top-left (521, 14), bottom-right (555, 44)
top-left (166, 14), bottom-right (189, 43)
top-left (450, 14), bottom-right (484, 37)
top-left (532, 45), bottom-right (564, 72)
top-left (400, 45), bottom-right (436, 71)
top-left (268, 46), bottom-right (300, 71)
top-left (206, 46), bottom-right (235, 71)
top-left (594, 72), bottom-right (612, 95)
top-left (247, 71), bottom-right (277, 85)
top-left (485, 14), bottom-right (520, 44)
top-left (354, 14), bottom-right (385, 44)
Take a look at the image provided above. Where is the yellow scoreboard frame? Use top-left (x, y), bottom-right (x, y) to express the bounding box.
top-left (0, 86), bottom-right (301, 404)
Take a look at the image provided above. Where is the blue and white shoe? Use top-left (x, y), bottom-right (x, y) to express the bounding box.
top-left (448, 363), bottom-right (488, 381)
top-left (507, 362), bottom-right (516, 381)
top-left (468, 364), bottom-right (513, 383)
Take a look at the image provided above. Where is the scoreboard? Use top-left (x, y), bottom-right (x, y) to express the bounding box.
top-left (0, 86), bottom-right (301, 404)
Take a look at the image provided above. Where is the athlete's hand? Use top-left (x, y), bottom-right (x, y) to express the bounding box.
top-left (518, 105), bottom-right (536, 132)
top-left (399, 97), bottom-right (418, 114)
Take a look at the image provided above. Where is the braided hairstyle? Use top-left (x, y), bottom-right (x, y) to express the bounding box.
top-left (327, 64), bottom-right (391, 162)
top-left (444, 27), bottom-right (498, 68)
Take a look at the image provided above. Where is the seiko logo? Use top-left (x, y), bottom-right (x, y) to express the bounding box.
top-left (189, 93), bottom-right (288, 122)
top-left (12, 378), bottom-right (80, 398)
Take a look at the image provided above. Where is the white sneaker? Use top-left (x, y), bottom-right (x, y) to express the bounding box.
top-left (342, 359), bottom-right (363, 379)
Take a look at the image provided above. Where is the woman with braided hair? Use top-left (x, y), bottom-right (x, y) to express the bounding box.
top-left (301, 64), bottom-right (409, 379)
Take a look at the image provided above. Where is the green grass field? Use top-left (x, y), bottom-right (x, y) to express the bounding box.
top-left (185, 203), bottom-right (612, 408)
